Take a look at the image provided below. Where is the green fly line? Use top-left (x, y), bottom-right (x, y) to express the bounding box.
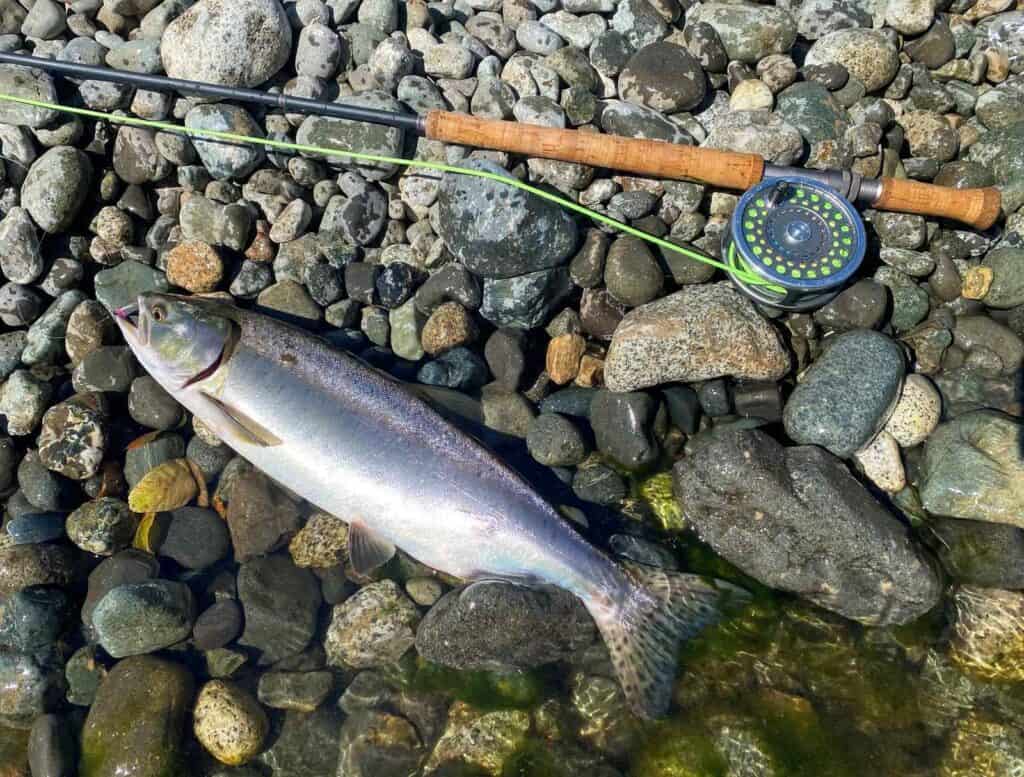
top-left (0, 92), bottom-right (771, 287)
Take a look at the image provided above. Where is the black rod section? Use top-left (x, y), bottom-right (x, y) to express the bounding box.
top-left (0, 51), bottom-right (426, 134)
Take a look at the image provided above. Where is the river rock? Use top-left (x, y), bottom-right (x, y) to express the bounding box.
top-left (927, 517), bottom-right (1024, 589)
top-left (0, 588), bottom-right (71, 654)
top-left (415, 581), bottom-right (594, 671)
top-left (804, 29), bottom-right (901, 92)
top-left (193, 680), bottom-right (269, 766)
top-left (0, 208), bottom-right (42, 286)
top-left (79, 656), bottom-right (193, 777)
top-left (325, 580), bottom-right (420, 669)
top-left (21, 147), bottom-right (93, 234)
top-left (673, 429), bottom-right (942, 625)
top-left (0, 545), bottom-right (74, 599)
top-left (701, 110), bottom-right (805, 165)
top-left (0, 651), bottom-right (63, 723)
top-left (92, 580), bottom-right (196, 658)
top-left (159, 507), bottom-right (230, 570)
top-left (436, 160), bottom-right (577, 278)
top-left (225, 469), bottom-right (302, 562)
top-left (776, 81), bottom-right (849, 144)
top-left (920, 410), bottom-right (1024, 528)
top-left (618, 42), bottom-right (705, 113)
top-left (185, 104), bottom-right (266, 180)
top-left (237, 554), bottom-right (322, 665)
top-left (687, 3), bottom-right (797, 64)
top-left (66, 498), bottom-right (135, 556)
top-left (160, 0), bottom-right (292, 87)
top-left (295, 92), bottom-right (406, 181)
top-left (783, 330), bottom-right (905, 458)
top-left (0, 65), bottom-right (58, 127)
top-left (604, 283), bottom-right (790, 391)
top-left (981, 247), bottom-right (1024, 309)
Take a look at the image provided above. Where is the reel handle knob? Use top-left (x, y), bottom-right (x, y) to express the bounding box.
top-left (872, 177), bottom-right (1002, 230)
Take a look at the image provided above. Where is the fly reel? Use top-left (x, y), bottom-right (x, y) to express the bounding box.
top-left (724, 176), bottom-right (866, 312)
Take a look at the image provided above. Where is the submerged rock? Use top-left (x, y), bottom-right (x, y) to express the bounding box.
top-left (79, 656), bottom-right (194, 777)
top-left (950, 586), bottom-right (1024, 683)
top-left (920, 411), bottom-right (1024, 528)
top-left (674, 429), bottom-right (942, 625)
top-left (416, 581), bottom-right (595, 671)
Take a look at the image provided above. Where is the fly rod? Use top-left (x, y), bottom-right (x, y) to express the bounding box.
top-left (0, 50), bottom-right (1000, 231)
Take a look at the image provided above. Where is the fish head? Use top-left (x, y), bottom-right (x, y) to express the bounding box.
top-left (114, 293), bottom-right (235, 391)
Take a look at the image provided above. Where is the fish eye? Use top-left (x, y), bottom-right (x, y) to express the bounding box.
top-left (151, 304), bottom-right (167, 322)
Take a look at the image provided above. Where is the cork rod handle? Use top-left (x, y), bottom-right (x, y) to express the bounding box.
top-left (872, 177), bottom-right (1001, 231)
top-left (424, 110), bottom-right (765, 192)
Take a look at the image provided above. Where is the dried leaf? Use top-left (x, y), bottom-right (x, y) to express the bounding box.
top-left (128, 459), bottom-right (198, 513)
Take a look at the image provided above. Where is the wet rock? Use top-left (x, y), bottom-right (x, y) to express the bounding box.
top-left (981, 248), bottom-right (1024, 309)
top-left (920, 410), bottom-right (1024, 528)
top-left (599, 99), bottom-right (693, 144)
top-left (193, 680), bottom-right (269, 766)
top-left (159, 507), bottom-right (230, 570)
top-left (124, 434), bottom-right (186, 490)
top-left (927, 517), bottom-right (1024, 589)
top-left (79, 656), bottom-right (194, 777)
top-left (21, 147), bottom-right (93, 234)
top-left (701, 110), bottom-right (804, 164)
top-left (28, 713), bottom-right (76, 777)
top-left (783, 330), bottom-right (905, 458)
top-left (0, 284), bottom-right (43, 329)
top-left (64, 645), bottom-right (107, 707)
top-left (66, 498), bottom-right (135, 556)
top-left (0, 588), bottom-right (71, 654)
top-left (92, 580), bottom-right (196, 658)
top-left (192, 600), bottom-right (243, 651)
top-left (336, 708), bottom-right (422, 777)
top-left (0, 545), bottom-right (74, 599)
top-left (618, 42), bottom-right (705, 113)
top-left (952, 315), bottom-right (1023, 375)
top-left (128, 377), bottom-right (182, 431)
top-left (0, 209), bottom-right (43, 286)
top-left (295, 92), bottom-right (405, 181)
top-left (813, 280), bottom-right (888, 332)
top-left (72, 347), bottom-right (136, 394)
top-left (287, 512), bottom-right (348, 569)
top-left (225, 470), bottom-right (302, 562)
top-left (805, 29), bottom-right (900, 92)
top-left (883, 373), bottom-right (941, 447)
top-left (161, 0), bottom-right (292, 87)
top-left (526, 413), bottom-right (588, 466)
top-left (0, 65), bottom-right (58, 128)
top-left (674, 429), bottom-right (942, 625)
top-left (420, 301), bottom-right (477, 356)
top-left (604, 236), bottom-right (663, 307)
top-left (425, 702), bottom-right (531, 776)
top-left (950, 586), bottom-right (1024, 682)
top-left (776, 82), bottom-right (849, 144)
top-left (37, 395), bottom-right (107, 481)
top-left (436, 160), bottom-right (577, 278)
top-left (257, 705), bottom-right (343, 777)
top-left (417, 347), bottom-right (489, 390)
top-left (238, 554), bottom-right (322, 665)
top-left (0, 651), bottom-right (63, 723)
top-left (113, 127), bottom-right (173, 185)
top-left (82, 550), bottom-right (160, 631)
top-left (257, 671), bottom-right (333, 712)
top-left (604, 283), bottom-right (790, 391)
top-left (416, 581), bottom-right (594, 671)
top-left (325, 580), bottom-right (420, 668)
top-left (480, 268), bottom-right (573, 329)
top-left (687, 3), bottom-right (797, 64)
top-left (1, 371), bottom-right (53, 437)
top-left (590, 390), bottom-right (660, 471)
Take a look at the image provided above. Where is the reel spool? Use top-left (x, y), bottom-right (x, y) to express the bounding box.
top-left (724, 176), bottom-right (866, 312)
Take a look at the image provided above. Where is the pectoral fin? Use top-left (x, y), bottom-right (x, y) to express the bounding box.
top-left (195, 393), bottom-right (283, 448)
top-left (348, 520), bottom-right (396, 575)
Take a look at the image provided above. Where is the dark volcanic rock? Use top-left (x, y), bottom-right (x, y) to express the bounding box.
top-left (237, 554), bottom-right (322, 665)
top-left (673, 429), bottom-right (942, 625)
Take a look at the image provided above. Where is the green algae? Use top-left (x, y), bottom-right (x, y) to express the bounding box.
top-left (407, 659), bottom-right (546, 711)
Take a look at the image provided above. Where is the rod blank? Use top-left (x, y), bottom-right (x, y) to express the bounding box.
top-left (0, 51), bottom-right (425, 133)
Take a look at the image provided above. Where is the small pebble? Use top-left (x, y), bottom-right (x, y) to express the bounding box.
top-left (166, 241), bottom-right (224, 293)
top-left (193, 680), bottom-right (270, 766)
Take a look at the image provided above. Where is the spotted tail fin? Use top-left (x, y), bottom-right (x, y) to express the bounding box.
top-left (587, 562), bottom-right (750, 719)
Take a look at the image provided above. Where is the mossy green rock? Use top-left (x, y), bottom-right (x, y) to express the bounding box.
top-left (776, 82), bottom-right (850, 144)
top-left (80, 655), bottom-right (194, 777)
top-left (981, 248), bottom-right (1024, 309)
top-left (967, 120), bottom-right (1024, 186)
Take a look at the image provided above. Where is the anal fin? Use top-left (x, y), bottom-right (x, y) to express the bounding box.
top-left (349, 520), bottom-right (396, 575)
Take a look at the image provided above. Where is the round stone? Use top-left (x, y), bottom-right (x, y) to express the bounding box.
top-left (526, 413), bottom-right (589, 467)
top-left (420, 302), bottom-right (479, 356)
top-left (166, 241), bottom-right (224, 293)
top-left (883, 373), bottom-right (941, 448)
top-left (804, 29), bottom-right (900, 92)
top-left (66, 498), bottom-right (135, 557)
top-left (324, 580), bottom-right (421, 669)
top-left (730, 78), bottom-right (774, 110)
top-left (193, 680), bottom-right (269, 766)
top-left (21, 147), bottom-right (93, 234)
top-left (37, 399), bottom-right (107, 481)
top-left (618, 42), bottom-right (706, 113)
